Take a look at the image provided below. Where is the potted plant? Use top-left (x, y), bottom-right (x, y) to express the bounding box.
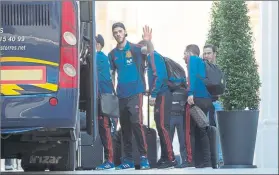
top-left (208, 1), bottom-right (261, 168)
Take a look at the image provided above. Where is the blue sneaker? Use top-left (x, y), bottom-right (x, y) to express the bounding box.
top-left (95, 161), bottom-right (115, 170)
top-left (140, 156), bottom-right (150, 170)
top-left (115, 158), bottom-right (135, 170)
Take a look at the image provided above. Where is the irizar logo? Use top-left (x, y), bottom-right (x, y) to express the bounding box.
top-left (29, 155), bottom-right (62, 164)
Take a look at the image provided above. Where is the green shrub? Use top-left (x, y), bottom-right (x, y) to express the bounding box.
top-left (207, 1), bottom-right (261, 110)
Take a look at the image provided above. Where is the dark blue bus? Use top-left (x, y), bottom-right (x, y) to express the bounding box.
top-left (0, 0), bottom-right (97, 171)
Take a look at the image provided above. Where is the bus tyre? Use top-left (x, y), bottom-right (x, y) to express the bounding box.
top-left (21, 159), bottom-right (46, 172)
top-left (49, 140), bottom-right (77, 171)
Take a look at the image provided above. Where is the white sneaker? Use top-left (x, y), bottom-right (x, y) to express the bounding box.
top-left (5, 165), bottom-right (14, 170)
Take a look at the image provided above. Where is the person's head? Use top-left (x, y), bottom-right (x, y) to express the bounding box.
top-left (112, 22), bottom-right (127, 44)
top-left (183, 44), bottom-right (200, 63)
top-left (203, 44), bottom-right (217, 63)
top-left (95, 34), bottom-right (104, 52)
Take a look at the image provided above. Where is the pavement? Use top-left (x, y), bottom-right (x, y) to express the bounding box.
top-left (1, 167), bottom-right (278, 174)
top-left (1, 125), bottom-right (278, 174)
top-left (1, 159), bottom-right (278, 174)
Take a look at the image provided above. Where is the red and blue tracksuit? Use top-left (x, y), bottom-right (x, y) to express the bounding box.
top-left (147, 51), bottom-right (175, 162)
top-left (97, 51), bottom-right (117, 163)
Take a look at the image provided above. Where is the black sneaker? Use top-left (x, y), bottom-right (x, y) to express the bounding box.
top-left (175, 163), bottom-right (187, 168)
top-left (157, 159), bottom-right (177, 169)
top-left (195, 163), bottom-right (212, 169)
top-left (156, 158), bottom-right (166, 167)
top-left (175, 161), bottom-right (194, 168)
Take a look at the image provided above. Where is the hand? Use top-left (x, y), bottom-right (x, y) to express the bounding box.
top-left (142, 25), bottom-right (152, 41)
top-left (149, 97), bottom-right (156, 106)
top-left (187, 95), bottom-right (194, 105)
top-left (144, 90), bottom-right (150, 96)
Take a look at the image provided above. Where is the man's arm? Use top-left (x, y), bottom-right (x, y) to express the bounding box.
top-left (149, 52), bottom-right (164, 98)
top-left (187, 56), bottom-right (198, 96)
top-left (108, 53), bottom-right (116, 88)
top-left (110, 70), bottom-right (116, 88)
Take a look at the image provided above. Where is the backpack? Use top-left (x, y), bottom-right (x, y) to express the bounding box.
top-left (171, 87), bottom-right (187, 115)
top-left (161, 56), bottom-right (187, 91)
top-left (202, 60), bottom-right (226, 96)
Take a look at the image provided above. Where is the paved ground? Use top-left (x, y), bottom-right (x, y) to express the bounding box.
top-left (2, 130), bottom-right (278, 174)
top-left (1, 159), bottom-right (278, 174)
top-left (0, 168), bottom-right (278, 174)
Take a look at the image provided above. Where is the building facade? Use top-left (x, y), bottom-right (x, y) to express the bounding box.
top-left (95, 1), bottom-right (278, 169)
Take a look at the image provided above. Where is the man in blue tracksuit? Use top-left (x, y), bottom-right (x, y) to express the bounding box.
top-left (183, 44), bottom-right (213, 168)
top-left (146, 51), bottom-right (177, 169)
top-left (94, 34), bottom-right (117, 170)
top-left (203, 44), bottom-right (224, 166)
top-left (108, 22), bottom-right (152, 170)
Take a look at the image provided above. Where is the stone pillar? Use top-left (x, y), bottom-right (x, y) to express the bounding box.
top-left (255, 1), bottom-right (278, 168)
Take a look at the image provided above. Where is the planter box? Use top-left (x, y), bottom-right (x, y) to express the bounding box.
top-left (217, 110), bottom-right (259, 168)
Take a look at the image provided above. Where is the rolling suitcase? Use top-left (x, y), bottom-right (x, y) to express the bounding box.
top-left (79, 133), bottom-right (104, 170)
top-left (113, 95), bottom-right (158, 169)
top-left (77, 112), bottom-right (104, 170)
top-left (207, 125), bottom-right (219, 169)
top-left (132, 95), bottom-right (157, 169)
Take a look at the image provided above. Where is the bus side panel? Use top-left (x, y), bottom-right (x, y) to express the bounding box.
top-left (1, 88), bottom-right (78, 129)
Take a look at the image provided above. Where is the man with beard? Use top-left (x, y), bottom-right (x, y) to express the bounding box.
top-left (108, 22), bottom-right (152, 170)
top-left (203, 44), bottom-right (224, 166)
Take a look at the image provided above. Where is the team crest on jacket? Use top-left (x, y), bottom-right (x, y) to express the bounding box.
top-left (126, 51), bottom-right (132, 58)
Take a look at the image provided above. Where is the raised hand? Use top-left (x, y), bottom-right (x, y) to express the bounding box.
top-left (142, 25), bottom-right (152, 41)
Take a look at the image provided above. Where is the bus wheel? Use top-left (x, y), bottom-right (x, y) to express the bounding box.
top-left (21, 161), bottom-right (46, 172)
top-left (49, 140), bottom-right (77, 171)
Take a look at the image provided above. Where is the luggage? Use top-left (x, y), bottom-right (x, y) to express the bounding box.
top-left (201, 60), bottom-right (226, 96)
top-left (207, 126), bottom-right (219, 169)
top-left (163, 56), bottom-right (187, 91)
top-left (171, 88), bottom-right (187, 116)
top-left (113, 95), bottom-right (158, 169)
top-left (132, 125), bottom-right (158, 169)
top-left (78, 112), bottom-right (104, 170)
top-left (99, 92), bottom-right (120, 118)
top-left (78, 132), bottom-right (104, 170)
top-left (190, 104), bottom-right (210, 129)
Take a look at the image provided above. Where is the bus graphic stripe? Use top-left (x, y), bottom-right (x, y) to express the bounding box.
top-left (31, 83), bottom-right (58, 92)
top-left (0, 83), bottom-right (58, 96)
top-left (0, 57), bottom-right (59, 67)
top-left (0, 84), bottom-right (23, 95)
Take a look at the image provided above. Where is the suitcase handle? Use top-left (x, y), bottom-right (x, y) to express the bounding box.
top-left (147, 94), bottom-right (150, 129)
top-left (147, 93), bottom-right (151, 132)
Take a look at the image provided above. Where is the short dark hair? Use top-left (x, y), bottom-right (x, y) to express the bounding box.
top-left (186, 44), bottom-right (200, 56)
top-left (203, 44), bottom-right (217, 53)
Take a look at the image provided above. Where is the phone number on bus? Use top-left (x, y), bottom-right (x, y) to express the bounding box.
top-left (0, 28), bottom-right (25, 42)
top-left (0, 36), bottom-right (25, 42)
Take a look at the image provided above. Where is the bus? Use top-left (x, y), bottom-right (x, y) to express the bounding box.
top-left (0, 0), bottom-right (97, 171)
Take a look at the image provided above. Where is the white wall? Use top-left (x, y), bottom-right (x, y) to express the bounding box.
top-left (255, 1), bottom-right (278, 168)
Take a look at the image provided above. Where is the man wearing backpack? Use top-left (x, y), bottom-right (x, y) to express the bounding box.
top-left (146, 51), bottom-right (177, 169)
top-left (203, 44), bottom-right (224, 166)
top-left (183, 44), bottom-right (213, 169)
top-left (108, 22), bottom-right (152, 170)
